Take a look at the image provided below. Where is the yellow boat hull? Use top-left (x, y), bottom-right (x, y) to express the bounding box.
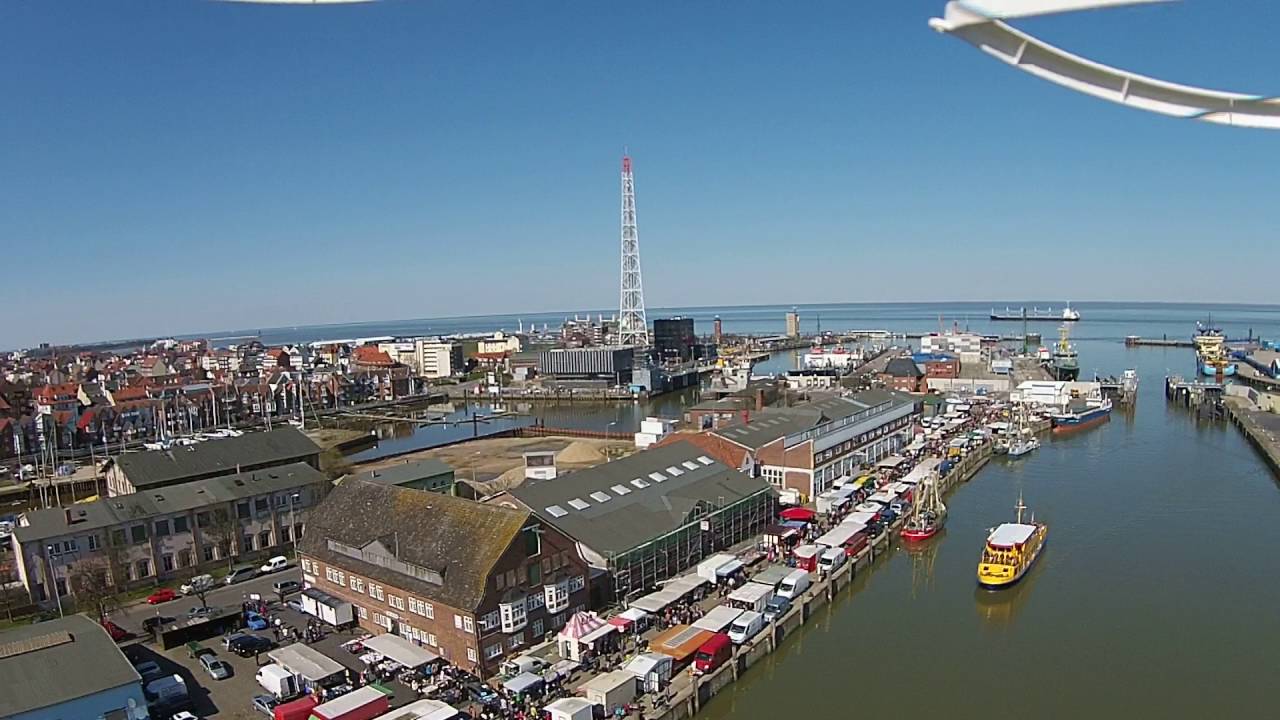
top-left (977, 527), bottom-right (1046, 589)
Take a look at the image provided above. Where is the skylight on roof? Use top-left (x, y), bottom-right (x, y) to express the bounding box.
top-left (648, 472), bottom-right (666, 483)
top-left (696, 456), bottom-right (714, 465)
top-left (546, 505), bottom-right (568, 518)
top-left (665, 466), bottom-right (684, 476)
top-left (681, 461), bottom-right (699, 471)
top-left (589, 491), bottom-right (612, 503)
top-left (610, 484), bottom-right (632, 496)
top-left (631, 478), bottom-right (650, 489)
top-left (567, 498), bottom-right (591, 511)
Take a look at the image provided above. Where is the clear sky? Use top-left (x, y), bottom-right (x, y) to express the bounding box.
top-left (3, 1), bottom-right (1277, 347)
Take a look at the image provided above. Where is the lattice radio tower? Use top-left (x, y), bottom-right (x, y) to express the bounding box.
top-left (618, 155), bottom-right (648, 347)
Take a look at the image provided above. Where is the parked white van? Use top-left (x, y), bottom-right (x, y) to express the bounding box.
top-left (259, 556), bottom-right (289, 574)
top-left (776, 569), bottom-right (811, 601)
top-left (818, 547), bottom-right (847, 575)
top-left (727, 611), bottom-right (764, 645)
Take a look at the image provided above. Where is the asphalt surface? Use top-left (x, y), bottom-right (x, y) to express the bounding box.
top-left (112, 566), bottom-right (304, 637)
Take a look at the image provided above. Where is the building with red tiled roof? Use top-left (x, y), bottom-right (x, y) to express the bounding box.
top-left (652, 430), bottom-right (756, 471)
top-left (352, 346), bottom-right (395, 367)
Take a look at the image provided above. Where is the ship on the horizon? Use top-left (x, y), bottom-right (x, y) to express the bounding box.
top-left (990, 304), bottom-right (1080, 322)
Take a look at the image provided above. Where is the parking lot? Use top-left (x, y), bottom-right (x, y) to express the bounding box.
top-left (109, 564), bottom-right (361, 719)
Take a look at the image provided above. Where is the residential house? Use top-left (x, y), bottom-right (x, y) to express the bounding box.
top-left (880, 357), bottom-right (926, 393)
top-left (299, 480), bottom-right (591, 677)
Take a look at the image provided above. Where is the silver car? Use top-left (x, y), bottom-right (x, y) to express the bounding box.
top-left (198, 652), bottom-right (232, 681)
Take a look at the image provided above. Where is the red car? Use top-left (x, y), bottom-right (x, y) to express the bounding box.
top-left (100, 619), bottom-right (128, 642)
top-left (146, 588), bottom-right (176, 605)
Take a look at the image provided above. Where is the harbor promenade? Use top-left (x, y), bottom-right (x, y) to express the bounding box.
top-left (1225, 397), bottom-right (1280, 477)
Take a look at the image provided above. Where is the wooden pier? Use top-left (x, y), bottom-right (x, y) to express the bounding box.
top-left (1165, 376), bottom-right (1226, 419)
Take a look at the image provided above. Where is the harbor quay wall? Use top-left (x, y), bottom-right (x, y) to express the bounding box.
top-left (652, 442), bottom-right (998, 720)
top-left (1225, 398), bottom-right (1280, 478)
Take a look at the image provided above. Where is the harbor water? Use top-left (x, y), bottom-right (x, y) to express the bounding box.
top-left (698, 316), bottom-right (1280, 718)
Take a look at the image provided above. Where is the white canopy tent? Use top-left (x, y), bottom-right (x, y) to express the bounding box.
top-left (360, 632), bottom-right (440, 669)
top-left (930, 1), bottom-right (1280, 129)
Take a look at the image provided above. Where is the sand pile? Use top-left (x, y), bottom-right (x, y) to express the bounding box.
top-left (556, 441), bottom-right (607, 465)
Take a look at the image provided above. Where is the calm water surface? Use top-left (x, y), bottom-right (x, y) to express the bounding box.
top-left (700, 320), bottom-right (1280, 718)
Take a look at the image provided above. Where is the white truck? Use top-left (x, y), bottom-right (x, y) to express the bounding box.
top-left (581, 669), bottom-right (638, 711)
top-left (255, 663), bottom-right (301, 700)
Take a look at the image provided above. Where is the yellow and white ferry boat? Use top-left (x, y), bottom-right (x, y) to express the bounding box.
top-left (976, 495), bottom-right (1047, 589)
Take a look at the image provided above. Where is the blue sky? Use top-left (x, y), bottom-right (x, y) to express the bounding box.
top-left (3, 1), bottom-right (1277, 347)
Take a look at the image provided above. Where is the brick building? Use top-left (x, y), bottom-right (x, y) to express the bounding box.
top-left (298, 481), bottom-right (590, 677)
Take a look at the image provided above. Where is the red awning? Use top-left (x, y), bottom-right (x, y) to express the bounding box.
top-left (780, 507), bottom-right (817, 522)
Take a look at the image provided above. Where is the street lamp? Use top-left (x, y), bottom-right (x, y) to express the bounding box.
top-left (44, 546), bottom-right (63, 618)
top-left (289, 492), bottom-right (301, 559)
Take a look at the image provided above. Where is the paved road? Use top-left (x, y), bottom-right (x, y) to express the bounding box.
top-left (111, 566), bottom-right (304, 636)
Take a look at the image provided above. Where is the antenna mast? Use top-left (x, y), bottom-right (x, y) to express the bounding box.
top-left (618, 155), bottom-right (648, 347)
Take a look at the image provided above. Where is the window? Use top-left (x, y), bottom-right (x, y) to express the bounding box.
top-left (358, 605), bottom-right (368, 619)
top-left (526, 593), bottom-right (544, 613)
top-left (236, 501), bottom-right (251, 519)
top-left (389, 595), bottom-right (405, 611)
top-left (161, 554), bottom-right (175, 573)
top-left (373, 612), bottom-right (385, 627)
top-left (196, 512), bottom-right (211, 528)
top-left (87, 534), bottom-right (100, 551)
top-left (423, 601), bottom-right (434, 619)
top-left (495, 574), bottom-right (505, 591)
top-left (273, 494), bottom-right (288, 508)
top-left (464, 616), bottom-right (475, 634)
top-left (154, 519), bottom-right (171, 537)
top-left (427, 633), bottom-right (438, 647)
top-left (134, 559), bottom-right (151, 579)
top-left (258, 530), bottom-right (272, 549)
top-left (454, 615), bottom-right (463, 630)
top-left (484, 643), bottom-right (503, 660)
top-left (326, 567), bottom-right (339, 583)
top-left (508, 632), bottom-right (524, 650)
top-left (568, 575), bottom-right (586, 593)
top-left (523, 527), bottom-right (541, 556)
top-left (280, 526), bottom-right (292, 543)
top-left (531, 618), bottom-right (544, 638)
top-left (254, 498), bottom-right (269, 515)
top-left (178, 549), bottom-right (192, 568)
top-left (480, 609), bottom-right (502, 633)
top-left (130, 525), bottom-right (147, 544)
top-left (337, 571), bottom-right (345, 585)
top-left (466, 647), bottom-right (478, 664)
top-left (241, 535), bottom-right (254, 553)
top-left (203, 545), bottom-right (216, 562)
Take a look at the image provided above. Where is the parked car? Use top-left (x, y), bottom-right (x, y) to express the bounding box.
top-left (229, 634), bottom-right (275, 657)
top-left (133, 660), bottom-right (164, 681)
top-left (180, 575), bottom-right (215, 595)
top-left (147, 588), bottom-right (177, 605)
top-left (225, 566), bottom-right (259, 585)
top-left (251, 695), bottom-right (279, 717)
top-left (221, 632), bottom-right (248, 650)
top-left (259, 556), bottom-right (289, 574)
top-left (272, 580), bottom-right (301, 596)
top-left (100, 619), bottom-right (129, 642)
top-left (187, 606), bottom-right (219, 619)
top-left (198, 651), bottom-right (232, 681)
top-left (468, 683), bottom-right (500, 706)
top-left (245, 611), bottom-right (269, 630)
top-left (285, 598), bottom-right (305, 613)
top-left (142, 616), bottom-right (176, 634)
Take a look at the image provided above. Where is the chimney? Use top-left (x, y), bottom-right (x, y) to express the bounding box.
top-left (64, 508), bottom-right (74, 525)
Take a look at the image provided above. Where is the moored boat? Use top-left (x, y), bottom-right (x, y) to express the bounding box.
top-left (901, 471), bottom-right (946, 542)
top-left (1050, 397), bottom-right (1112, 432)
top-left (977, 495), bottom-right (1047, 589)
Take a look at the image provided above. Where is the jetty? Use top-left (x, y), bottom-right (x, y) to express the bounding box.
top-left (1126, 336), bottom-right (1195, 348)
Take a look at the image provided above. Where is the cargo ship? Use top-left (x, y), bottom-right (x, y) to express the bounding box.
top-left (1049, 396), bottom-right (1112, 432)
top-left (990, 304), bottom-right (1080, 322)
top-left (1193, 324), bottom-right (1237, 377)
top-left (977, 495), bottom-right (1047, 589)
